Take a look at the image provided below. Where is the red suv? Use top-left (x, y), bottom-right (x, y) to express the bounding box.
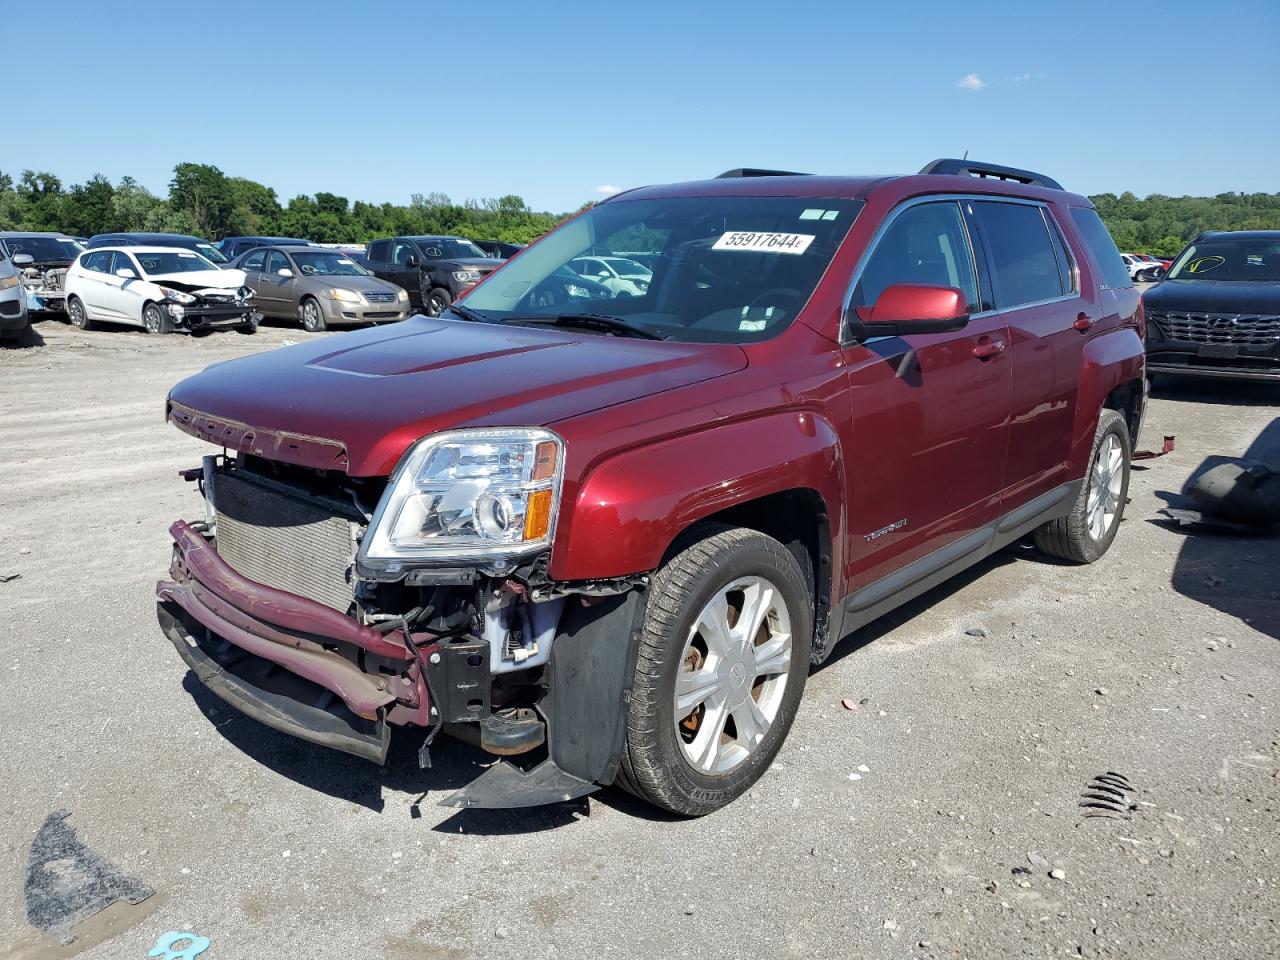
top-left (157, 159), bottom-right (1146, 815)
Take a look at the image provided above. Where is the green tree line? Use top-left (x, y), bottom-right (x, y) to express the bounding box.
top-left (0, 163), bottom-right (564, 246)
top-left (1, 162), bottom-right (1277, 256)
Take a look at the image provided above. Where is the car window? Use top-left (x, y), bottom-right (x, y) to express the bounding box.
top-left (853, 201), bottom-right (980, 313)
top-left (265, 251), bottom-right (289, 274)
top-left (1043, 211), bottom-right (1078, 295)
top-left (82, 251), bottom-right (112, 273)
top-left (972, 201), bottom-right (1066, 308)
top-left (1068, 208), bottom-right (1132, 290)
top-left (392, 241), bottom-right (417, 266)
top-left (368, 240), bottom-right (389, 262)
top-left (109, 251), bottom-right (138, 276)
top-left (242, 249), bottom-right (267, 272)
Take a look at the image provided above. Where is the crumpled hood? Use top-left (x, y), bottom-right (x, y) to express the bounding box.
top-left (151, 268), bottom-right (246, 293)
top-left (1144, 279), bottom-right (1280, 315)
top-left (167, 315), bottom-right (747, 476)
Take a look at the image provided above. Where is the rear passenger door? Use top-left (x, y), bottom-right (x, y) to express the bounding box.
top-left (238, 248), bottom-right (270, 306)
top-left (78, 252), bottom-right (114, 313)
top-left (969, 200), bottom-right (1089, 504)
top-left (840, 199), bottom-right (1012, 591)
top-left (258, 250), bottom-right (295, 315)
top-left (390, 240), bottom-right (423, 305)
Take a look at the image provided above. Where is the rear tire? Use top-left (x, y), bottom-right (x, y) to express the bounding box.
top-left (142, 302), bottom-right (172, 335)
top-left (1034, 408), bottom-right (1131, 563)
top-left (67, 296), bottom-right (92, 331)
top-left (616, 525), bottom-right (813, 816)
top-left (300, 297), bottom-right (326, 332)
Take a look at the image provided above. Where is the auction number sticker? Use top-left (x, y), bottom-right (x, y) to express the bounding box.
top-left (713, 231), bottom-right (814, 255)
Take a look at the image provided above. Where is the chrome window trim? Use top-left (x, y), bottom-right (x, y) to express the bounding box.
top-left (840, 193), bottom-right (1081, 345)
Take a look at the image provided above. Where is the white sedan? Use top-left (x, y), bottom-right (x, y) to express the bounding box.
top-left (569, 256), bottom-right (653, 297)
top-left (63, 246), bottom-right (259, 334)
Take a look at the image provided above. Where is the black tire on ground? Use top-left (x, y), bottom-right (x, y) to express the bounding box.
top-left (237, 314), bottom-right (259, 335)
top-left (1034, 408), bottom-right (1131, 564)
top-left (142, 302), bottom-right (172, 335)
top-left (615, 524), bottom-right (813, 816)
top-left (425, 287), bottom-right (452, 317)
top-left (66, 296), bottom-right (92, 331)
top-left (300, 297), bottom-right (326, 333)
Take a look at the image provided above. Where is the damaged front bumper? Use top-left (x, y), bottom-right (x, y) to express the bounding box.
top-left (156, 504), bottom-right (646, 808)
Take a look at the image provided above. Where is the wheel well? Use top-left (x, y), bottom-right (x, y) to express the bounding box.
top-left (666, 489), bottom-right (833, 661)
top-left (1104, 378), bottom-right (1144, 447)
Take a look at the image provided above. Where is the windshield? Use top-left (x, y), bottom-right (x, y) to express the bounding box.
top-left (5, 237), bottom-right (84, 262)
top-left (291, 251), bottom-right (369, 276)
top-left (1167, 239), bottom-right (1280, 282)
top-left (135, 251), bottom-right (219, 275)
top-left (418, 238), bottom-right (489, 260)
top-left (461, 196), bottom-right (862, 343)
top-left (193, 243), bottom-right (229, 264)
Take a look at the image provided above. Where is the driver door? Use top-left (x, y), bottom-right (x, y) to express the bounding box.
top-left (257, 250), bottom-right (295, 315)
top-left (839, 199), bottom-right (1012, 597)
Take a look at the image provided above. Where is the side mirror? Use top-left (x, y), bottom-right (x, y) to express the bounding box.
top-left (855, 283), bottom-right (969, 337)
top-left (12, 253), bottom-right (33, 267)
top-left (276, 268), bottom-right (294, 278)
top-left (115, 268), bottom-right (136, 279)
top-left (406, 256), bottom-right (419, 268)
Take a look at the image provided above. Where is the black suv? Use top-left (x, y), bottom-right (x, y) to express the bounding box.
top-left (1144, 230), bottom-right (1280, 382)
top-left (86, 233), bottom-right (230, 265)
top-left (364, 236), bottom-right (502, 315)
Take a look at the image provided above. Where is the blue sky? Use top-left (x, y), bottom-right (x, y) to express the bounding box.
top-left (6, 0), bottom-right (1277, 212)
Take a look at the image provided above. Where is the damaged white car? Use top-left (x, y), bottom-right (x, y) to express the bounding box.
top-left (63, 246), bottom-right (260, 334)
top-left (0, 232), bottom-right (84, 315)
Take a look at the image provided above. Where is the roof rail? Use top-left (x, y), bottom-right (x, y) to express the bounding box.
top-left (715, 168), bottom-right (811, 179)
top-left (918, 158), bottom-right (1063, 191)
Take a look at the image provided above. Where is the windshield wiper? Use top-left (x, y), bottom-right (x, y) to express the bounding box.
top-left (444, 302), bottom-right (493, 323)
top-left (497, 313), bottom-right (667, 340)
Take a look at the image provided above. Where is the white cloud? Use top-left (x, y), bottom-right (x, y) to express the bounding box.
top-left (955, 73), bottom-right (986, 92)
top-left (594, 184), bottom-right (623, 195)
top-left (1010, 71), bottom-right (1048, 83)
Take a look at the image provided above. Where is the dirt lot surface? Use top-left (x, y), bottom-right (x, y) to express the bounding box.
top-left (2, 314), bottom-right (1278, 960)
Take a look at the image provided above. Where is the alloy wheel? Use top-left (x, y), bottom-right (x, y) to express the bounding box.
top-left (673, 576), bottom-right (793, 774)
top-left (69, 300), bottom-right (85, 328)
top-left (1087, 433), bottom-right (1124, 541)
top-left (302, 301), bottom-right (322, 331)
top-left (144, 305), bottom-right (162, 333)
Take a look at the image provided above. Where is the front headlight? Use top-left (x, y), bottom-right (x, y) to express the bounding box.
top-left (361, 428), bottom-right (564, 563)
top-left (565, 283), bottom-right (590, 298)
top-left (0, 275), bottom-right (18, 290)
top-left (452, 270), bottom-right (482, 283)
top-left (397, 288), bottom-right (409, 302)
top-left (158, 286), bottom-right (196, 305)
top-left (329, 287), bottom-right (362, 303)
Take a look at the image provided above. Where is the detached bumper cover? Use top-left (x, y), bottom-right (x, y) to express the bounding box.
top-left (156, 520), bottom-right (416, 762)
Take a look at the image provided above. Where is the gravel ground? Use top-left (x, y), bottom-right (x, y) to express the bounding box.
top-left (1, 313), bottom-right (1277, 960)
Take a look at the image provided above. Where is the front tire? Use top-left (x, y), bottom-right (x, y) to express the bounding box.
top-left (300, 297), bottom-right (326, 333)
top-left (1034, 408), bottom-right (1131, 563)
top-left (237, 314), bottom-right (259, 335)
top-left (617, 525), bottom-right (813, 816)
top-left (142, 302), bottom-right (172, 335)
top-left (67, 296), bottom-right (92, 331)
top-left (425, 287), bottom-right (452, 317)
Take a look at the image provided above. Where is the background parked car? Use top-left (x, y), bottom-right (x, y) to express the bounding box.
top-left (364, 236), bottom-right (502, 315)
top-left (217, 236), bottom-right (315, 260)
top-left (472, 239), bottom-right (525, 260)
top-left (0, 256), bottom-right (31, 341)
top-left (230, 245), bottom-right (409, 332)
top-left (87, 233), bottom-right (230, 266)
top-left (1121, 252), bottom-right (1164, 282)
top-left (568, 254), bottom-right (652, 296)
top-left (1143, 230), bottom-right (1280, 382)
top-left (0, 232), bottom-right (84, 315)
top-left (64, 246), bottom-right (257, 335)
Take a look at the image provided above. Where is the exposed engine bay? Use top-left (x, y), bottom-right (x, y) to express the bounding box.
top-left (18, 263), bottom-right (68, 312)
top-left (155, 451), bottom-right (647, 808)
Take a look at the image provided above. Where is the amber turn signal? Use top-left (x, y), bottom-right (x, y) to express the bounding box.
top-left (524, 488), bottom-right (554, 541)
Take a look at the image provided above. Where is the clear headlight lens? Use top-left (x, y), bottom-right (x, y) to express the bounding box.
top-left (158, 286), bottom-right (196, 304)
top-left (565, 283), bottom-right (590, 298)
top-left (452, 270), bottom-right (482, 283)
top-left (362, 428), bottom-right (564, 562)
top-left (397, 288), bottom-right (409, 302)
top-left (0, 275), bottom-right (18, 290)
top-left (329, 287), bottom-right (362, 303)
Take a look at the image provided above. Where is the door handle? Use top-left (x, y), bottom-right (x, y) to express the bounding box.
top-left (1073, 312), bottom-right (1095, 332)
top-left (972, 338), bottom-right (1006, 360)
